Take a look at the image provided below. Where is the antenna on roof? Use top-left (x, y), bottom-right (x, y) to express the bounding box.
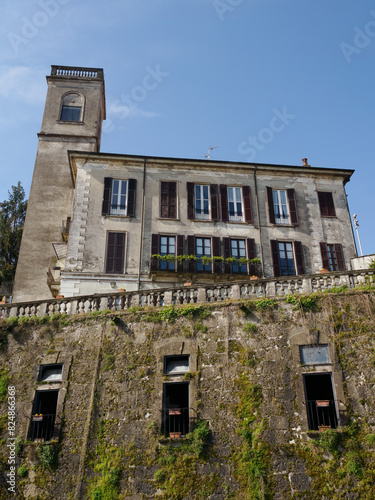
top-left (203, 146), bottom-right (218, 160)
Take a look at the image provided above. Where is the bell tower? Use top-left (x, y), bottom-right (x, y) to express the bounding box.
top-left (13, 65), bottom-right (106, 302)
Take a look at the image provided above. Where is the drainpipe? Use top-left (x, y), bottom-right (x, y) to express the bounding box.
top-left (137, 158), bottom-right (147, 290)
top-left (253, 165), bottom-right (264, 276)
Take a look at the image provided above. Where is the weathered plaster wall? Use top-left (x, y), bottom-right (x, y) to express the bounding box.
top-left (1, 290), bottom-right (375, 499)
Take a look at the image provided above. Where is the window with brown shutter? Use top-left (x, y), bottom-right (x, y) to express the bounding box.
top-left (318, 192), bottom-right (336, 217)
top-left (267, 187), bottom-right (298, 225)
top-left (102, 178), bottom-right (137, 217)
top-left (106, 232), bottom-right (125, 274)
top-left (320, 242), bottom-right (345, 271)
top-left (270, 240), bottom-right (304, 277)
top-left (160, 182), bottom-right (177, 219)
top-left (187, 183), bottom-right (220, 221)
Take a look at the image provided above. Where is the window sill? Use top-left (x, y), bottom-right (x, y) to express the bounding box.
top-left (320, 216), bottom-right (337, 219)
top-left (56, 120), bottom-right (85, 125)
top-left (104, 214), bottom-right (132, 219)
top-left (158, 218), bottom-right (180, 221)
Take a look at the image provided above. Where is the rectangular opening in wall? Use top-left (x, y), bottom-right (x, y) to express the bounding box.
top-left (38, 364), bottom-right (63, 382)
top-left (303, 373), bottom-right (338, 431)
top-left (300, 345), bottom-right (330, 365)
top-left (162, 382), bottom-right (189, 438)
top-left (28, 390), bottom-right (58, 441)
top-left (164, 355), bottom-right (190, 375)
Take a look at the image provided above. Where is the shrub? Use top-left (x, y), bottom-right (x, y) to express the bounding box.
top-left (17, 465), bottom-right (28, 478)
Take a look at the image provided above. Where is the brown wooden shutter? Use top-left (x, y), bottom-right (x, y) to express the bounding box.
top-left (169, 182), bottom-right (177, 218)
top-left (210, 184), bottom-right (220, 221)
top-left (246, 238), bottom-right (256, 261)
top-left (127, 179), bottom-right (137, 217)
top-left (177, 235), bottom-right (184, 272)
top-left (270, 239), bottom-right (281, 277)
top-left (243, 186), bottom-right (253, 223)
top-left (102, 177), bottom-right (112, 215)
top-left (334, 244), bottom-right (345, 270)
top-left (326, 193), bottom-right (336, 217)
top-left (151, 234), bottom-right (160, 271)
top-left (212, 236), bottom-right (221, 273)
top-left (106, 232), bottom-right (125, 274)
top-left (287, 189), bottom-right (298, 225)
top-left (187, 182), bottom-right (195, 219)
top-left (293, 241), bottom-right (305, 275)
top-left (224, 237), bottom-right (231, 273)
top-left (319, 242), bottom-right (330, 270)
top-left (220, 185), bottom-right (228, 222)
top-left (187, 235), bottom-right (196, 272)
top-left (267, 187), bottom-right (275, 224)
top-left (160, 182), bottom-right (169, 218)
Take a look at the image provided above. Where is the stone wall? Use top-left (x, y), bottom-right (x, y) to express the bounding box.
top-left (1, 289), bottom-right (375, 499)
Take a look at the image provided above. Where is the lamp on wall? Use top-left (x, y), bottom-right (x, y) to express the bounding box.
top-left (110, 281), bottom-right (116, 289)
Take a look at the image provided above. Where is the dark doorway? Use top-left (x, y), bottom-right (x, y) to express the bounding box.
top-left (162, 382), bottom-right (189, 438)
top-left (28, 390), bottom-right (58, 441)
top-left (303, 373), bottom-right (338, 430)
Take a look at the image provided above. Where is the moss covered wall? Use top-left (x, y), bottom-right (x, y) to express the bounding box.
top-left (1, 290), bottom-right (375, 499)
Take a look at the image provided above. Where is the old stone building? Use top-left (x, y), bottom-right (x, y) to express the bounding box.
top-left (12, 65), bottom-right (357, 301)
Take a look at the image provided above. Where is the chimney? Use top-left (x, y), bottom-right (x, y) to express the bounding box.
top-left (302, 158), bottom-right (310, 167)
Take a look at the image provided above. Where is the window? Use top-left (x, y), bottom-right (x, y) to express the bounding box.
top-left (303, 373), bottom-right (338, 430)
top-left (196, 237), bottom-right (211, 272)
top-left (194, 185), bottom-right (210, 220)
top-left (318, 192), bottom-right (336, 217)
top-left (320, 243), bottom-right (345, 271)
top-left (60, 93), bottom-right (83, 122)
top-left (227, 187), bottom-right (243, 222)
top-left (160, 181), bottom-right (177, 219)
top-left (230, 239), bottom-right (246, 273)
top-left (300, 345), bottom-right (330, 365)
top-left (187, 183), bottom-right (220, 221)
top-left (106, 232), bottom-right (125, 274)
top-left (160, 236), bottom-right (176, 271)
top-left (164, 355), bottom-right (190, 375)
top-left (110, 180), bottom-right (127, 215)
top-left (39, 364), bottom-right (63, 382)
top-left (270, 240), bottom-right (305, 277)
top-left (102, 178), bottom-right (136, 217)
top-left (220, 185), bottom-right (253, 223)
top-left (162, 382), bottom-right (189, 438)
top-left (28, 390), bottom-right (59, 441)
top-left (266, 187), bottom-right (298, 225)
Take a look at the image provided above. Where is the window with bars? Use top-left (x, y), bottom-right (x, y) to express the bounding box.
top-left (227, 187), bottom-right (243, 222)
top-left (194, 185), bottom-right (210, 220)
top-left (102, 178), bottom-right (136, 217)
top-left (267, 187), bottom-right (298, 225)
top-left (270, 240), bottom-right (305, 277)
top-left (106, 232), bottom-right (126, 274)
top-left (187, 183), bottom-right (220, 221)
top-left (318, 192), bottom-right (336, 217)
top-left (320, 243), bottom-right (345, 271)
top-left (160, 182), bottom-right (177, 219)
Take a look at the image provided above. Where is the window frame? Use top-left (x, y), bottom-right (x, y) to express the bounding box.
top-left (195, 237), bottom-right (212, 272)
top-left (318, 191), bottom-right (336, 217)
top-left (164, 355), bottom-right (190, 375)
top-left (300, 345), bottom-right (330, 365)
top-left (272, 190), bottom-right (290, 225)
top-left (320, 242), bottom-right (345, 271)
top-left (160, 235), bottom-right (176, 271)
top-left (102, 178), bottom-right (137, 217)
top-left (59, 92), bottom-right (84, 123)
top-left (271, 239), bottom-right (305, 277)
top-left (194, 184), bottom-right (211, 220)
top-left (38, 364), bottom-right (63, 382)
top-left (110, 179), bottom-right (128, 216)
top-left (227, 186), bottom-right (244, 222)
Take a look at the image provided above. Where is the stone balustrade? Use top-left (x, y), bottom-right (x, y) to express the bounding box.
top-left (1, 269), bottom-right (374, 320)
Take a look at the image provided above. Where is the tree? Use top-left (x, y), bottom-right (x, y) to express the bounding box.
top-left (0, 182), bottom-right (27, 285)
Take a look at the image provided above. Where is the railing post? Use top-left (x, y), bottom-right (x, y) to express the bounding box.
top-left (38, 302), bottom-right (48, 317)
top-left (197, 288), bottom-right (207, 304)
top-left (163, 290), bottom-right (173, 306)
top-left (231, 284), bottom-right (240, 300)
top-left (99, 296), bottom-right (109, 311)
top-left (131, 294), bottom-right (140, 307)
top-left (302, 277), bottom-right (313, 294)
top-left (266, 281), bottom-right (275, 297)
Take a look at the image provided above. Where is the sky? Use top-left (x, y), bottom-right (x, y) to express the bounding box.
top-left (0, 0), bottom-right (374, 255)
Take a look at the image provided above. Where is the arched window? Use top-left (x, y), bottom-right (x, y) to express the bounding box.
top-left (60, 93), bottom-right (84, 122)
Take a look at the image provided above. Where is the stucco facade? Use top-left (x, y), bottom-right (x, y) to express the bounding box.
top-left (12, 65), bottom-right (357, 301)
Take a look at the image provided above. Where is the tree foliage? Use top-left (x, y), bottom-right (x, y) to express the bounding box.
top-left (0, 182), bottom-right (27, 285)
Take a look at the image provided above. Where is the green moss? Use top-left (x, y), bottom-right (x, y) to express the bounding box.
top-left (17, 465), bottom-right (28, 477)
top-left (243, 322), bottom-right (257, 334)
top-left (89, 446), bottom-right (123, 500)
top-left (0, 369), bottom-right (10, 403)
top-left (255, 298), bottom-right (276, 311)
top-left (37, 442), bottom-right (59, 469)
top-left (285, 294), bottom-right (320, 311)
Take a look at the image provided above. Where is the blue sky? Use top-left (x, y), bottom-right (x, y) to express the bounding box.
top-left (1, 0), bottom-right (374, 254)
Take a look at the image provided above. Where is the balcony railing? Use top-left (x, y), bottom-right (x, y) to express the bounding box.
top-left (161, 408), bottom-right (191, 438)
top-left (150, 257), bottom-right (262, 276)
top-left (28, 414), bottom-right (56, 442)
top-left (1, 269), bottom-right (374, 320)
top-left (305, 400), bottom-right (338, 431)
